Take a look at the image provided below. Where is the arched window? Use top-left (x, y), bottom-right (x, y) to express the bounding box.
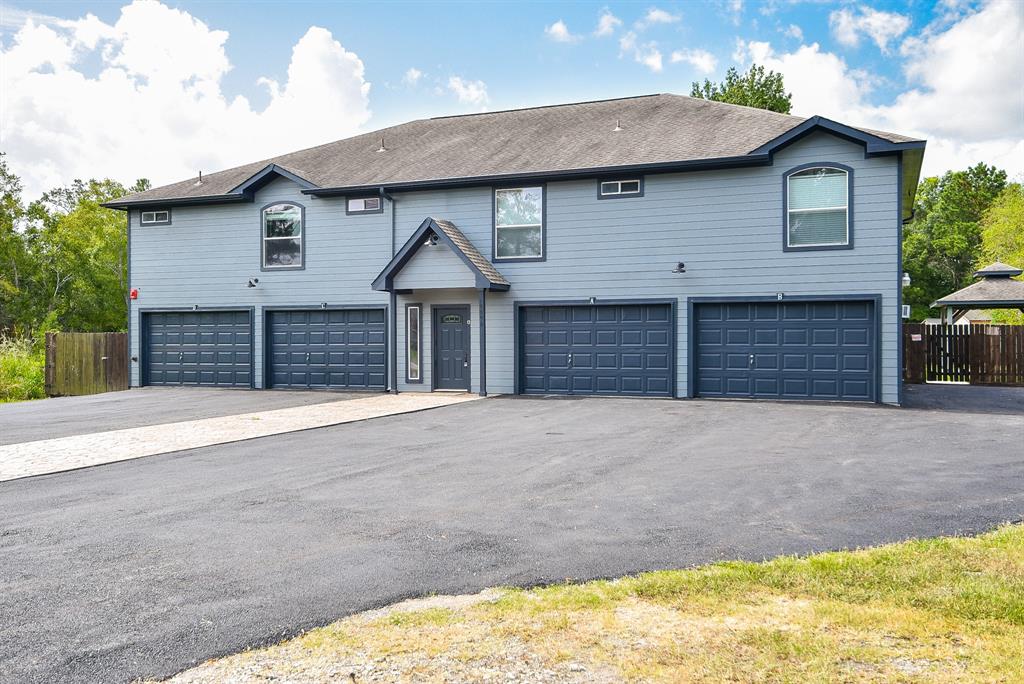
top-left (262, 203), bottom-right (304, 269)
top-left (785, 165), bottom-right (851, 250)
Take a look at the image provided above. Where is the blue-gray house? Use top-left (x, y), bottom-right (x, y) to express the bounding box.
top-left (104, 94), bottom-right (925, 404)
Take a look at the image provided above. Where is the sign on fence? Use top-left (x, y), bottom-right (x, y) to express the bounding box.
top-left (44, 332), bottom-right (129, 397)
top-left (903, 323), bottom-right (1024, 386)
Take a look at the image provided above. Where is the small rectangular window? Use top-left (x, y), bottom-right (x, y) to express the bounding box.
top-left (346, 196), bottom-right (382, 214)
top-left (406, 304), bottom-right (422, 382)
top-left (494, 186), bottom-right (544, 260)
top-left (140, 210), bottom-right (171, 225)
top-left (598, 179), bottom-right (643, 199)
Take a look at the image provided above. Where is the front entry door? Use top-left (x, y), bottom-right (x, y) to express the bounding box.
top-left (434, 306), bottom-right (470, 390)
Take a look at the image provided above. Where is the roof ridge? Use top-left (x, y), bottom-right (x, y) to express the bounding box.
top-left (428, 93), bottom-right (664, 121)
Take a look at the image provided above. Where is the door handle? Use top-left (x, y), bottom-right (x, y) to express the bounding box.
top-left (749, 354), bottom-right (755, 368)
top-left (305, 352), bottom-right (311, 363)
top-left (568, 353), bottom-right (574, 369)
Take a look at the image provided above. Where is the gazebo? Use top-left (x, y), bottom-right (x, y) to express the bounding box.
top-left (933, 262), bottom-right (1024, 323)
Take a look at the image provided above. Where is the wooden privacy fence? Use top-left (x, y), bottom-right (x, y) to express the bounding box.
top-left (44, 332), bottom-right (128, 397)
top-left (903, 323), bottom-right (1024, 386)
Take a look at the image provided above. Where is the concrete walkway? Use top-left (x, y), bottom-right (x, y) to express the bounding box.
top-left (0, 393), bottom-right (479, 482)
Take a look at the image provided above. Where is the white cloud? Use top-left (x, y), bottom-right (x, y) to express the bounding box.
top-left (594, 9), bottom-right (622, 37)
top-left (733, 1), bottom-right (1023, 177)
top-left (670, 48), bottom-right (717, 74)
top-left (447, 75), bottom-right (489, 107)
top-left (636, 8), bottom-right (680, 29)
top-left (544, 19), bottom-right (580, 43)
top-left (0, 0), bottom-right (371, 201)
top-left (783, 23), bottom-right (803, 41)
top-left (618, 30), bottom-right (663, 72)
top-left (402, 67), bottom-right (422, 86)
top-left (727, 0), bottom-right (744, 26)
top-left (829, 6), bottom-right (912, 53)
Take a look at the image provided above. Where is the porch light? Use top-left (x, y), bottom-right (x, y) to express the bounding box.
top-left (902, 272), bottom-right (912, 288)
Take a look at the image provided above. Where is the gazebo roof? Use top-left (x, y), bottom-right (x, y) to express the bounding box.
top-left (933, 261), bottom-right (1024, 308)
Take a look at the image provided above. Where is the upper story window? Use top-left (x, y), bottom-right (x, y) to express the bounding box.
top-left (494, 186), bottom-right (544, 261)
top-left (347, 196), bottom-right (382, 214)
top-left (262, 203), bottom-right (304, 269)
top-left (785, 165), bottom-right (851, 250)
top-left (140, 210), bottom-right (171, 225)
top-left (598, 178), bottom-right (643, 199)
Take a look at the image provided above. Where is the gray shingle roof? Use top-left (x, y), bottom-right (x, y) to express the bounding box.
top-left (933, 278), bottom-right (1024, 306)
top-left (430, 218), bottom-right (509, 287)
top-left (974, 261), bottom-right (1024, 277)
top-left (111, 93), bottom-right (923, 205)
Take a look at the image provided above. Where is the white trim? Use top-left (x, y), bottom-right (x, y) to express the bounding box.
top-left (786, 167), bottom-right (849, 248)
top-left (599, 179), bottom-right (642, 196)
top-left (494, 186), bottom-right (544, 260)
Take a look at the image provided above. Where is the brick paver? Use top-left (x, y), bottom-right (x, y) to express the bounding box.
top-left (0, 393), bottom-right (480, 482)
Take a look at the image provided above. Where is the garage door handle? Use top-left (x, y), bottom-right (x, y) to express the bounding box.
top-left (567, 353), bottom-right (574, 369)
top-left (305, 352), bottom-right (310, 363)
top-left (749, 354), bottom-right (754, 368)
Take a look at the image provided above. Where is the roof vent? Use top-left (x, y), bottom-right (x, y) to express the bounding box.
top-left (194, 171), bottom-right (203, 186)
top-left (612, 118), bottom-right (623, 132)
top-left (377, 137), bottom-right (387, 153)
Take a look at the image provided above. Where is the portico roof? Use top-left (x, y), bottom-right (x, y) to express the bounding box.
top-left (371, 217), bottom-right (510, 293)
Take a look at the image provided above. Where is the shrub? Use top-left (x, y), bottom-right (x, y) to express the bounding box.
top-left (0, 336), bottom-right (46, 402)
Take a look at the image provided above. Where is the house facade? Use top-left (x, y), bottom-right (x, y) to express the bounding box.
top-left (107, 94), bottom-right (925, 404)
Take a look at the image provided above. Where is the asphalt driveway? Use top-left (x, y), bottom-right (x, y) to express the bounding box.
top-left (2, 388), bottom-right (1023, 683)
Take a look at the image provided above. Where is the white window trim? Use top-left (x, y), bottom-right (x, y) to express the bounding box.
top-left (261, 203), bottom-right (304, 270)
top-left (140, 210), bottom-right (171, 225)
top-left (786, 167), bottom-right (850, 248)
top-left (494, 186), bottom-right (544, 261)
top-left (346, 196), bottom-right (383, 215)
top-left (406, 304), bottom-right (422, 382)
top-left (599, 179), bottom-right (642, 196)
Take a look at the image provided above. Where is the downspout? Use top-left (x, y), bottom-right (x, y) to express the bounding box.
top-left (383, 186), bottom-right (399, 393)
top-left (125, 209), bottom-right (132, 388)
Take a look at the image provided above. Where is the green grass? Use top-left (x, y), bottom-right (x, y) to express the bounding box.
top-left (0, 336), bottom-right (45, 403)
top-left (161, 524), bottom-right (1024, 683)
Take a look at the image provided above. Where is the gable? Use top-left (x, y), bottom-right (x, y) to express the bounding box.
top-left (394, 242), bottom-right (478, 290)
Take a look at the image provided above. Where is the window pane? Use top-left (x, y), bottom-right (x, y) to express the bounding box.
top-left (789, 168), bottom-right (846, 210)
top-left (154, 211), bottom-right (169, 221)
top-left (497, 225), bottom-right (542, 258)
top-left (496, 187), bottom-right (542, 226)
top-left (264, 238), bottom-right (302, 266)
top-left (142, 212), bottom-right (154, 223)
top-left (789, 209), bottom-right (847, 246)
top-left (600, 181), bottom-right (618, 195)
top-left (364, 197), bottom-right (380, 211)
top-left (264, 204), bottom-right (301, 237)
top-left (620, 180), bottom-right (640, 193)
top-left (407, 307), bottom-right (420, 380)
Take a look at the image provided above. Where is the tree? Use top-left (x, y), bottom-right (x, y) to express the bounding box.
top-left (978, 183), bottom-right (1024, 324)
top-left (690, 64), bottom-right (792, 114)
top-left (0, 153), bottom-right (34, 335)
top-left (902, 163), bottom-right (1008, 320)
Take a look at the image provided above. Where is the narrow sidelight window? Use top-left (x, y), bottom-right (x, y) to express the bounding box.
top-left (494, 186), bottom-right (544, 260)
top-left (786, 166), bottom-right (850, 249)
top-left (262, 203), bottom-right (303, 269)
top-left (140, 210), bottom-right (171, 225)
top-left (406, 304), bottom-right (422, 382)
top-left (598, 178), bottom-right (643, 198)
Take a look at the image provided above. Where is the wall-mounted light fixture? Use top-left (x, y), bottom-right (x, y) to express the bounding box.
top-left (671, 262), bottom-right (686, 274)
top-left (423, 233), bottom-right (438, 247)
top-left (588, 296), bottom-right (597, 305)
top-left (902, 272), bottom-right (912, 288)
top-left (247, 277), bottom-right (260, 288)
top-left (321, 302), bottom-right (328, 309)
top-left (192, 304), bottom-right (199, 311)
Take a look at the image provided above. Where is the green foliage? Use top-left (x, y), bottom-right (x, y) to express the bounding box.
top-left (979, 183), bottom-right (1024, 324)
top-left (0, 335), bottom-right (45, 402)
top-left (902, 163), bottom-right (1008, 320)
top-left (690, 64), bottom-right (792, 114)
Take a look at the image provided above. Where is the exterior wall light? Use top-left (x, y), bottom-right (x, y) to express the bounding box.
top-left (247, 278), bottom-right (260, 288)
top-left (902, 272), bottom-right (912, 288)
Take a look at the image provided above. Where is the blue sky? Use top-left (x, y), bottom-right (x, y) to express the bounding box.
top-left (1, 1), bottom-right (1021, 199)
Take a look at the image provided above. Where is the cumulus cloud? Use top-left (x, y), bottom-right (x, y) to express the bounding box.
top-left (733, 1), bottom-right (1023, 177)
top-left (670, 48), bottom-right (717, 74)
top-left (0, 0), bottom-right (371, 200)
top-left (402, 67), bottom-right (423, 86)
top-left (619, 30), bottom-right (663, 72)
top-left (636, 8), bottom-right (680, 29)
top-left (783, 24), bottom-right (803, 41)
top-left (544, 19), bottom-right (580, 43)
top-left (594, 9), bottom-right (622, 37)
top-left (447, 76), bottom-right (489, 107)
top-left (829, 5), bottom-right (912, 53)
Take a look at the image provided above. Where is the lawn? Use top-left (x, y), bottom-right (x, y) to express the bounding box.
top-left (164, 524), bottom-right (1023, 683)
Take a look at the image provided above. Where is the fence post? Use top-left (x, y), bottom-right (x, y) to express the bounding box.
top-left (44, 332), bottom-right (57, 397)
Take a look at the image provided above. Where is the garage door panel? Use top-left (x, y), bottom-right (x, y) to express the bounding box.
top-left (695, 300), bottom-right (875, 402)
top-left (143, 310), bottom-right (252, 387)
top-left (267, 309), bottom-right (386, 390)
top-left (520, 303), bottom-right (673, 397)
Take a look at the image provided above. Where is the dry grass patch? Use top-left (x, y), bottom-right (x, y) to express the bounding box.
top-left (161, 524), bottom-right (1024, 683)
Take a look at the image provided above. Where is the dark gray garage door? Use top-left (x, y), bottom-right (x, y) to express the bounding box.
top-left (694, 300), bottom-right (876, 401)
top-left (520, 303), bottom-right (673, 396)
top-left (267, 309), bottom-right (386, 390)
top-left (143, 310), bottom-right (252, 387)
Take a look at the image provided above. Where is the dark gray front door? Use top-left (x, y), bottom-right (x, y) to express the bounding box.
top-left (142, 310), bottom-right (252, 387)
top-left (267, 309), bottom-right (386, 390)
top-left (695, 300), bottom-right (876, 401)
top-left (519, 304), bottom-right (673, 396)
top-left (433, 306), bottom-right (470, 390)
